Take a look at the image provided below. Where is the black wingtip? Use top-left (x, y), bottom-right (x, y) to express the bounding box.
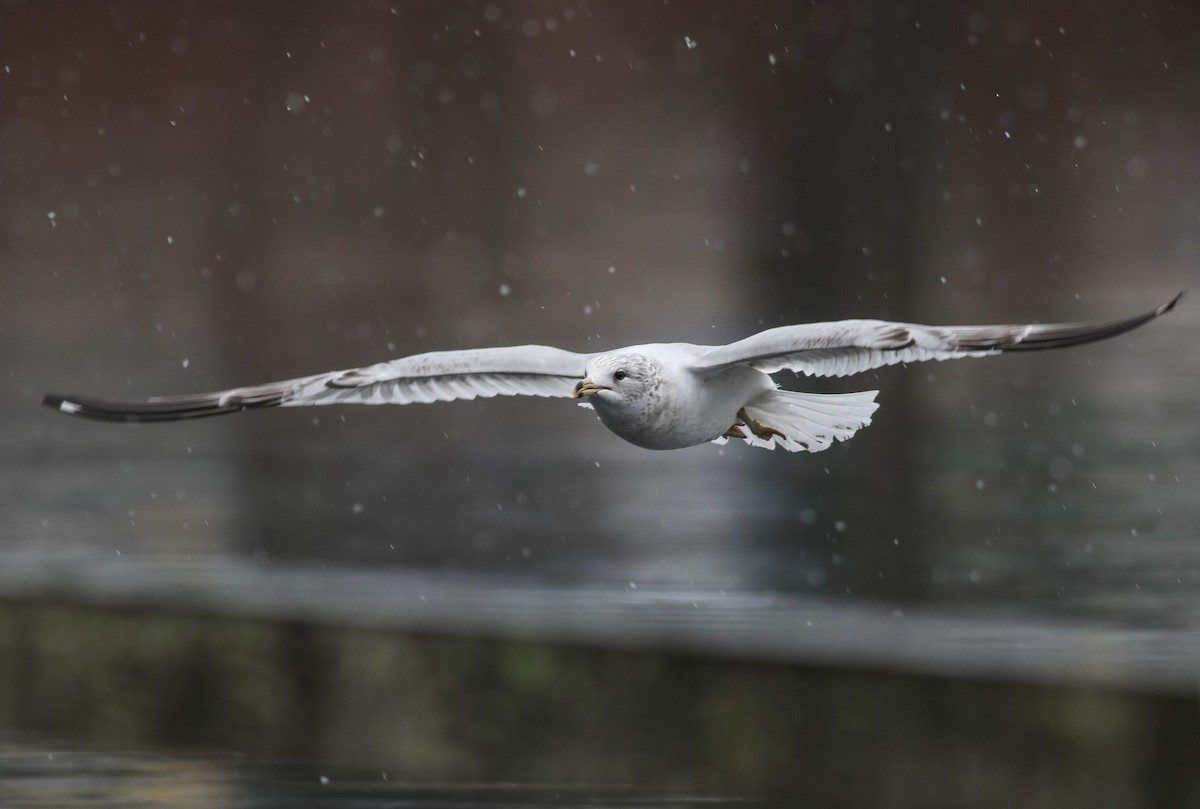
top-left (945, 291), bottom-right (1184, 354)
top-left (42, 393), bottom-right (127, 422)
top-left (41, 391), bottom-right (241, 422)
top-left (1032, 291), bottom-right (1182, 351)
top-left (42, 393), bottom-right (98, 418)
top-left (1158, 289), bottom-right (1186, 316)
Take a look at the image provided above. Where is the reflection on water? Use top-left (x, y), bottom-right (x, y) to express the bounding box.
top-left (5, 281), bottom-right (1199, 808)
top-left (0, 745), bottom-right (752, 809)
top-left (7, 315), bottom-right (1196, 806)
top-left (3, 602), bottom-right (1197, 808)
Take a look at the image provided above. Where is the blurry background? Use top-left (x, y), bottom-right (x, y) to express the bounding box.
top-left (1, 1), bottom-right (1198, 807)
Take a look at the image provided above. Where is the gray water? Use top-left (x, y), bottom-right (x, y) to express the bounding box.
top-left (0, 746), bottom-right (752, 809)
top-left (5, 296), bottom-right (1197, 807)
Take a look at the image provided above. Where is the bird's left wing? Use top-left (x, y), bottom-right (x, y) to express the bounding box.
top-left (692, 293), bottom-right (1182, 378)
top-left (44, 344), bottom-right (590, 422)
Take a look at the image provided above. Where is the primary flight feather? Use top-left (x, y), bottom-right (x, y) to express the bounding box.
top-left (44, 293), bottom-right (1182, 453)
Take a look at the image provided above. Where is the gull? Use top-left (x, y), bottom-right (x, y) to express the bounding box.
top-left (44, 293), bottom-right (1181, 453)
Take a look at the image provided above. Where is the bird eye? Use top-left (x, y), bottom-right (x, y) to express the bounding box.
top-left (613, 370), bottom-right (627, 381)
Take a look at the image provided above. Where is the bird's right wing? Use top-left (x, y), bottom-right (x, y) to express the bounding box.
top-left (692, 293), bottom-right (1182, 378)
top-left (44, 344), bottom-right (591, 422)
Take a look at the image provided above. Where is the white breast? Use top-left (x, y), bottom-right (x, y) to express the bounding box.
top-left (592, 360), bottom-right (773, 450)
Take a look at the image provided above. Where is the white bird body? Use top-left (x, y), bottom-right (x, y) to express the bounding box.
top-left (582, 344), bottom-right (777, 450)
top-left (44, 293), bottom-right (1182, 454)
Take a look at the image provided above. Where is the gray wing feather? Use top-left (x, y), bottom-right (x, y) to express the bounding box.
top-left (43, 344), bottom-right (589, 423)
top-left (693, 293), bottom-right (1182, 377)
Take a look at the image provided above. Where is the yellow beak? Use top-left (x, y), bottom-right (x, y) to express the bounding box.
top-left (572, 378), bottom-right (609, 398)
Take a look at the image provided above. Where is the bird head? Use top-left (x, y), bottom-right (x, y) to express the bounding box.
top-left (573, 353), bottom-right (661, 410)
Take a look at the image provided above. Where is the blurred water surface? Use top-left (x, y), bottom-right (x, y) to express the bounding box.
top-left (0, 745), bottom-right (753, 809)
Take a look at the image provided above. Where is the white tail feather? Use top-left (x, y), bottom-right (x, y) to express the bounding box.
top-left (713, 389), bottom-right (880, 453)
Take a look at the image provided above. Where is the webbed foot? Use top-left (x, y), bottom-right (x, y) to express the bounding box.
top-left (736, 407), bottom-right (788, 441)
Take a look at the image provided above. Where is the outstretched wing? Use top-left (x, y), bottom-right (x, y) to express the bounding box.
top-left (44, 344), bottom-right (590, 423)
top-left (692, 293), bottom-right (1182, 378)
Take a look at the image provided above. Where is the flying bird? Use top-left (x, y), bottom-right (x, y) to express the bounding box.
top-left (44, 293), bottom-right (1182, 453)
